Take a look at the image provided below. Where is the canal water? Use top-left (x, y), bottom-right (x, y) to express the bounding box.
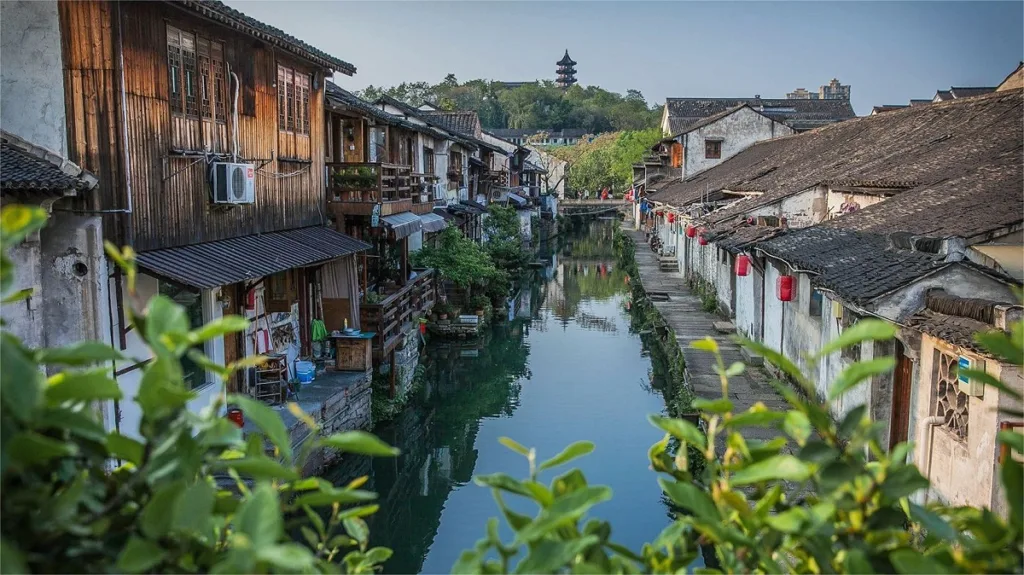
top-left (325, 219), bottom-right (676, 573)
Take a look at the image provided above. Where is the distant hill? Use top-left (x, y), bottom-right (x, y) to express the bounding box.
top-left (358, 75), bottom-right (659, 134)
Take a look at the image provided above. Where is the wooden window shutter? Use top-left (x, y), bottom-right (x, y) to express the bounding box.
top-left (671, 142), bottom-right (683, 168)
top-left (266, 271), bottom-right (294, 312)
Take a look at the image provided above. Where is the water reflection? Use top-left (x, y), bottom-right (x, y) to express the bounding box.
top-left (326, 219), bottom-right (670, 574)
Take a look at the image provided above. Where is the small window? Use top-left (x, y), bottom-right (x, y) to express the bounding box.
top-left (705, 140), bottom-right (722, 159)
top-left (810, 289), bottom-right (823, 319)
top-left (423, 147), bottom-right (435, 174)
top-left (158, 280), bottom-right (207, 390)
top-left (277, 64), bottom-right (311, 135)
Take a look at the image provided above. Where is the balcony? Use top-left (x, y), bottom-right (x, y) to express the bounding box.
top-left (328, 163), bottom-right (442, 218)
top-left (360, 269), bottom-right (438, 360)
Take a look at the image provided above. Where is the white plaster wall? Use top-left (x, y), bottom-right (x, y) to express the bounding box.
top-left (825, 190), bottom-right (889, 220)
top-left (0, 0), bottom-right (66, 155)
top-left (873, 265), bottom-right (1018, 322)
top-left (734, 265), bottom-right (763, 340)
top-left (782, 273), bottom-right (823, 384)
top-left (683, 108), bottom-right (794, 179)
top-left (779, 188), bottom-right (828, 229)
top-left (2, 237), bottom-right (43, 348)
top-left (913, 335), bottom-right (1023, 513)
top-left (109, 274), bottom-right (225, 439)
top-left (716, 250), bottom-right (733, 316)
top-left (700, 240), bottom-right (715, 285)
top-left (763, 262), bottom-right (785, 353)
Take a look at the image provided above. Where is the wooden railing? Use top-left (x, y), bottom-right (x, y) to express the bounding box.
top-left (360, 269), bottom-right (437, 360)
top-left (327, 162), bottom-right (412, 203)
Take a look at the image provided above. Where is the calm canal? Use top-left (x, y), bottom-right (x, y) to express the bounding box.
top-left (326, 219), bottom-right (676, 573)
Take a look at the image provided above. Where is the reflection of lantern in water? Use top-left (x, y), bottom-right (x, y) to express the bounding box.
top-left (626, 301), bottom-right (631, 311)
top-left (625, 275), bottom-right (630, 284)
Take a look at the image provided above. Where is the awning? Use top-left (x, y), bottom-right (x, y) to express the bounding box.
top-left (419, 212), bottom-right (448, 233)
top-left (136, 226), bottom-right (371, 289)
top-left (381, 212), bottom-right (422, 239)
top-left (506, 192), bottom-right (527, 207)
top-left (433, 207), bottom-right (456, 222)
top-left (469, 156), bottom-right (487, 168)
top-left (459, 200), bottom-right (487, 214)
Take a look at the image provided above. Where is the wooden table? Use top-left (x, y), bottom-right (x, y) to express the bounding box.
top-left (331, 332), bottom-right (375, 372)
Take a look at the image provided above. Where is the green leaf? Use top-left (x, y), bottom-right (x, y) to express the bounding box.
top-left (1, 205), bottom-right (47, 246)
top-left (727, 410), bottom-right (786, 428)
top-left (171, 481), bottom-right (216, 533)
top-left (693, 398), bottom-right (734, 414)
top-left (45, 368), bottom-right (123, 404)
top-left (819, 460), bottom-right (856, 493)
top-left (764, 508), bottom-right (806, 533)
top-left (648, 414), bottom-right (706, 450)
top-left (1001, 459), bottom-right (1023, 531)
top-left (844, 549), bottom-right (874, 574)
top-left (889, 549), bottom-right (952, 574)
top-left (724, 361), bottom-right (745, 377)
top-left (539, 440), bottom-right (595, 471)
top-left (957, 368), bottom-right (1023, 401)
top-left (494, 491), bottom-right (531, 531)
top-left (36, 341), bottom-right (126, 366)
top-left (337, 504), bottom-right (380, 520)
top-left (690, 338), bottom-right (719, 353)
top-left (189, 316), bottom-right (250, 345)
top-left (300, 525), bottom-right (319, 548)
top-left (116, 536), bottom-right (168, 573)
top-left (783, 410), bottom-right (811, 445)
top-left (236, 483), bottom-right (283, 548)
top-left (229, 394), bottom-right (293, 464)
top-left (107, 433), bottom-right (145, 465)
top-left (498, 436), bottom-right (531, 457)
top-left (730, 455), bottom-right (812, 486)
top-left (365, 547), bottom-right (393, 565)
top-left (37, 407), bottom-right (107, 442)
top-left (907, 503), bottom-right (958, 542)
top-left (814, 319), bottom-right (896, 359)
top-left (0, 538), bottom-right (28, 574)
top-left (998, 430), bottom-right (1024, 454)
top-left (0, 333), bottom-right (43, 422)
top-left (828, 357), bottom-right (895, 401)
top-left (214, 456), bottom-right (300, 481)
top-left (256, 543), bottom-right (316, 570)
top-left (974, 330), bottom-right (1024, 365)
top-left (736, 336), bottom-right (813, 393)
top-left (6, 431), bottom-right (77, 466)
top-left (474, 472), bottom-right (532, 497)
top-left (0, 287), bottom-right (31, 305)
top-left (838, 405), bottom-right (868, 440)
top-left (317, 430), bottom-right (399, 456)
top-left (141, 481), bottom-right (185, 539)
top-left (514, 536), bottom-right (600, 574)
top-left (879, 466), bottom-right (930, 502)
top-left (658, 478), bottom-right (720, 521)
top-left (515, 486), bottom-right (612, 543)
top-left (292, 488), bottom-right (377, 507)
top-left (343, 516), bottom-right (370, 547)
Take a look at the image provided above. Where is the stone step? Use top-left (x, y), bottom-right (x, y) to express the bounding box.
top-left (741, 346), bottom-right (764, 366)
top-left (712, 321), bottom-right (736, 334)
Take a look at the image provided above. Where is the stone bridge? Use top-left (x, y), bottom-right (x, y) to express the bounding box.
top-left (557, 199), bottom-right (632, 217)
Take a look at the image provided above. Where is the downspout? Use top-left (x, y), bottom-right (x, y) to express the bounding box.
top-left (919, 415), bottom-right (945, 504)
top-left (116, 0), bottom-right (135, 245)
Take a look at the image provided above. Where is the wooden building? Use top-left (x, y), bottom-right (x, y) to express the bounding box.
top-left (54, 0), bottom-right (375, 427)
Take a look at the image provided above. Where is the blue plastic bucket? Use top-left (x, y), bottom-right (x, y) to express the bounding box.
top-left (295, 360), bottom-right (314, 384)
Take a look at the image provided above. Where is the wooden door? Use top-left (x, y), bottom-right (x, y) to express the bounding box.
top-left (889, 340), bottom-right (914, 450)
top-left (223, 283), bottom-right (242, 393)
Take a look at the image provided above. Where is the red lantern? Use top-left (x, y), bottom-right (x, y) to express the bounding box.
top-left (698, 234), bottom-right (708, 246)
top-left (777, 275), bottom-right (794, 301)
top-left (657, 211), bottom-right (664, 218)
top-left (419, 321), bottom-right (427, 335)
top-left (668, 213), bottom-right (676, 223)
top-left (746, 217), bottom-right (755, 225)
top-left (735, 254), bottom-right (751, 276)
top-left (245, 289), bottom-right (256, 311)
top-left (685, 225), bottom-right (697, 238)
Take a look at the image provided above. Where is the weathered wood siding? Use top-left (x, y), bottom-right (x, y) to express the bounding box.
top-left (60, 1), bottom-right (327, 251)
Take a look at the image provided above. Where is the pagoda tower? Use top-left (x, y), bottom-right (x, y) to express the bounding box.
top-left (556, 50), bottom-right (577, 89)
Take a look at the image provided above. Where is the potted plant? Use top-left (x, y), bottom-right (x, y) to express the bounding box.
top-left (436, 302), bottom-right (450, 321)
top-left (471, 294), bottom-right (489, 317)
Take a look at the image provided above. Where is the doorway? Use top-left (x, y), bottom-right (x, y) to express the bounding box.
top-left (889, 339), bottom-right (914, 450)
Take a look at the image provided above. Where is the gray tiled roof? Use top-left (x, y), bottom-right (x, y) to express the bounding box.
top-left (949, 86), bottom-right (996, 99)
top-left (1, 132), bottom-right (97, 194)
top-left (419, 111), bottom-right (481, 138)
top-left (663, 104), bottom-right (761, 139)
top-left (489, 128), bottom-right (590, 139)
top-left (176, 1), bottom-right (355, 74)
top-left (664, 97), bottom-right (855, 132)
top-left (905, 309), bottom-right (1001, 356)
top-left (658, 90), bottom-right (1022, 229)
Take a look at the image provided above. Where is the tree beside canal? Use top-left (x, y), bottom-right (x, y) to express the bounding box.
top-left (550, 128), bottom-right (663, 196)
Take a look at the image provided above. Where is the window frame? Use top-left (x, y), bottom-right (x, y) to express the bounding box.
top-left (166, 24), bottom-right (227, 123)
top-left (277, 63), bottom-right (312, 135)
top-left (157, 279), bottom-right (216, 390)
top-left (705, 139), bottom-right (722, 159)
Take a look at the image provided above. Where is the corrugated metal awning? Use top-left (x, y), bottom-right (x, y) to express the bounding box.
top-left (506, 192), bottom-right (527, 207)
top-left (381, 212), bottom-right (422, 239)
top-left (419, 212), bottom-right (447, 233)
top-left (433, 207), bottom-right (456, 221)
top-left (135, 226), bottom-right (371, 289)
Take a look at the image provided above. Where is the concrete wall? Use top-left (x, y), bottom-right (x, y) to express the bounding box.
top-left (781, 273), bottom-right (823, 382)
top-left (0, 0), bottom-right (66, 155)
top-left (734, 264), bottom-right (763, 340)
top-left (682, 108), bottom-right (794, 179)
top-left (763, 261), bottom-right (785, 353)
top-left (715, 249), bottom-right (733, 316)
top-left (913, 334), bottom-right (1024, 515)
top-left (745, 186), bottom-right (827, 229)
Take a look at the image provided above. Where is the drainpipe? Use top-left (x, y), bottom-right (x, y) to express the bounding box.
top-left (918, 415), bottom-right (945, 504)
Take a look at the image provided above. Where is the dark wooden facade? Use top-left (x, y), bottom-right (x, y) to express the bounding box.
top-left (59, 1), bottom-right (330, 251)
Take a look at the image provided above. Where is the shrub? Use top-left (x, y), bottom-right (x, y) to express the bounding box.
top-left (0, 205), bottom-right (398, 573)
top-left (460, 318), bottom-right (1024, 573)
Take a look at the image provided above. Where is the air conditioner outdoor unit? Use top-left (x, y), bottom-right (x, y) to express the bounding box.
top-left (212, 162), bottom-right (256, 204)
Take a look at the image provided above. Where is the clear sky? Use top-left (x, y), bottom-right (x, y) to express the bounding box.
top-left (226, 1), bottom-right (1024, 115)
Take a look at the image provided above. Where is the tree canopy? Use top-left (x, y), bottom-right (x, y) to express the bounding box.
top-left (359, 77), bottom-right (659, 133)
top-left (549, 128), bottom-right (663, 195)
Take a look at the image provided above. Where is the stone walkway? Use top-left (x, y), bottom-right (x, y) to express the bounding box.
top-left (629, 231), bottom-right (790, 447)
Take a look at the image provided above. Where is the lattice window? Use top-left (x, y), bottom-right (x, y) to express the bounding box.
top-left (933, 350), bottom-right (969, 441)
top-left (198, 38), bottom-right (212, 119)
top-left (167, 26), bottom-right (184, 114)
top-left (297, 73), bottom-right (310, 134)
top-left (181, 32), bottom-right (198, 116)
top-left (277, 66), bottom-right (287, 128)
top-left (277, 64), bottom-right (310, 134)
top-left (168, 26), bottom-right (224, 121)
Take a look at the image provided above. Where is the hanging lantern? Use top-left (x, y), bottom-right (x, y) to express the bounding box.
top-left (668, 213), bottom-right (676, 223)
top-left (685, 225), bottom-right (697, 238)
top-left (698, 234), bottom-right (708, 246)
top-left (777, 275), bottom-right (794, 301)
top-left (746, 217), bottom-right (756, 225)
top-left (735, 254), bottom-right (751, 276)
top-left (227, 407), bottom-right (244, 428)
